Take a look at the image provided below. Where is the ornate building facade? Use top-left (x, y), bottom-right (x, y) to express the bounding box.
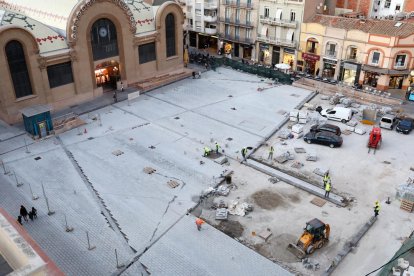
top-left (0, 0), bottom-right (184, 123)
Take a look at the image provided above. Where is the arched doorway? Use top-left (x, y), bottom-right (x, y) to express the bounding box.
top-left (94, 60), bottom-right (120, 92)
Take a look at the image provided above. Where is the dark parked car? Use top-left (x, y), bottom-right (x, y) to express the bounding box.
top-left (304, 131), bottom-right (343, 148)
top-left (310, 124), bottom-right (341, 136)
top-left (396, 119), bottom-right (414, 134)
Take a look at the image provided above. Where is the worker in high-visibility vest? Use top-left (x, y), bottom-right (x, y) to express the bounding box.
top-left (203, 147), bottom-right (211, 157)
top-left (324, 182), bottom-right (331, 198)
top-left (241, 147), bottom-right (248, 162)
top-left (195, 218), bottom-right (205, 231)
top-left (268, 146), bottom-right (274, 160)
top-left (215, 141), bottom-right (220, 154)
top-left (374, 201), bottom-right (380, 217)
top-left (323, 172), bottom-right (331, 189)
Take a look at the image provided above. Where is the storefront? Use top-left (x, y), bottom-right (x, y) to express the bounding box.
top-left (272, 46), bottom-right (280, 65)
top-left (363, 71), bottom-right (380, 87)
top-left (339, 62), bottom-right (361, 86)
top-left (322, 58), bottom-right (337, 79)
top-left (198, 33), bottom-right (218, 51)
top-left (389, 76), bottom-right (404, 89)
top-left (243, 45), bottom-right (253, 60)
top-left (283, 48), bottom-right (295, 67)
top-left (302, 53), bottom-right (320, 75)
top-left (259, 43), bottom-right (270, 64)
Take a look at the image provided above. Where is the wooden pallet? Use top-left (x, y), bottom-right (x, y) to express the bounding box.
top-left (310, 197), bottom-right (327, 207)
top-left (400, 199), bottom-right (414, 212)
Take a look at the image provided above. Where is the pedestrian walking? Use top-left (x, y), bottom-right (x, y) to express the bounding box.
top-left (31, 207), bottom-right (37, 219)
top-left (120, 82), bottom-right (124, 92)
top-left (195, 218), bottom-right (205, 231)
top-left (28, 211), bottom-right (34, 221)
top-left (324, 182), bottom-right (331, 198)
top-left (215, 142), bottom-right (220, 154)
top-left (17, 215), bottom-right (22, 225)
top-left (323, 172), bottom-right (331, 189)
top-left (268, 146), bottom-right (274, 160)
top-left (241, 147), bottom-right (247, 162)
top-left (20, 205), bottom-right (28, 222)
top-left (374, 200), bottom-right (380, 217)
top-left (113, 91), bottom-right (118, 103)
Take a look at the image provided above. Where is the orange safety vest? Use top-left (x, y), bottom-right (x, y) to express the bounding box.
top-left (196, 218), bottom-right (205, 226)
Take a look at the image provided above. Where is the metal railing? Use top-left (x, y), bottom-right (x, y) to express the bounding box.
top-left (223, 0), bottom-right (254, 9)
top-left (256, 34), bottom-right (296, 47)
top-left (325, 50), bottom-right (337, 58)
top-left (259, 15), bottom-right (297, 28)
top-left (221, 33), bottom-right (253, 44)
top-left (219, 17), bottom-right (253, 28)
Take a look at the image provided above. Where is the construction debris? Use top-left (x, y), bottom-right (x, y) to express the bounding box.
top-left (278, 129), bottom-right (291, 139)
top-left (258, 229), bottom-right (273, 241)
top-left (306, 153), bottom-right (317, 161)
top-left (320, 95), bottom-right (330, 100)
top-left (400, 199), bottom-right (414, 213)
top-left (396, 181), bottom-right (414, 202)
top-left (302, 258), bottom-right (320, 271)
top-left (346, 120), bottom-right (358, 127)
top-left (268, 177), bottom-right (279, 184)
top-left (291, 161), bottom-right (303, 169)
top-left (275, 155), bottom-right (289, 164)
top-left (112, 150), bottom-right (124, 156)
top-left (167, 180), bottom-right (180, 189)
top-left (215, 208), bottom-right (229, 220)
top-left (213, 198), bottom-right (228, 209)
top-left (342, 130), bottom-right (352, 135)
top-left (313, 168), bottom-right (329, 177)
top-left (214, 156), bottom-right (228, 165)
top-left (228, 201), bottom-right (253, 216)
top-left (216, 184), bottom-right (231, 196)
top-left (290, 110), bottom-right (299, 122)
top-left (292, 124), bottom-right (304, 134)
top-left (294, 147), bottom-right (306, 153)
top-left (143, 167), bottom-right (156, 174)
top-left (354, 127), bottom-right (367, 135)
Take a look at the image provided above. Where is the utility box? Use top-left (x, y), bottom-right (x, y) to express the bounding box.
top-left (20, 105), bottom-right (53, 138)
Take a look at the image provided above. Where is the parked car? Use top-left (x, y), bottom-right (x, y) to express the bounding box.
top-left (396, 119), bottom-right (414, 134)
top-left (320, 107), bottom-right (353, 123)
top-left (303, 131), bottom-right (343, 148)
top-left (310, 124), bottom-right (341, 136)
top-left (379, 114), bottom-right (397, 130)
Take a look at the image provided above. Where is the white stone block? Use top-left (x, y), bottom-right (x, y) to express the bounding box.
top-left (354, 127), bottom-right (366, 135)
top-left (292, 124), bottom-right (304, 134)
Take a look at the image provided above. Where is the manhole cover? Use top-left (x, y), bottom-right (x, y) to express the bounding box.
top-left (34, 157), bottom-right (41, 161)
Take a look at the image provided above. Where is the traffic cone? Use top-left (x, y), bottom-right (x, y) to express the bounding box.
top-left (84, 128), bottom-right (87, 134)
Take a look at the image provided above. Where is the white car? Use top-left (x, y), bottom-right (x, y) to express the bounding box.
top-left (320, 107), bottom-right (353, 123)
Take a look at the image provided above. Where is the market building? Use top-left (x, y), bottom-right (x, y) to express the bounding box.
top-left (0, 0), bottom-right (184, 124)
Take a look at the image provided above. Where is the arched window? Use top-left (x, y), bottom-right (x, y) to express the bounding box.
top-left (90, 18), bottom-right (119, 61)
top-left (6, 40), bottom-right (33, 98)
top-left (165, 14), bottom-right (176, 57)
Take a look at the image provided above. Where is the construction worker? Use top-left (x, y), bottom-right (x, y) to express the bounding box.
top-left (195, 218), bottom-right (205, 231)
top-left (323, 172), bottom-right (331, 189)
top-left (203, 147), bottom-right (211, 157)
top-left (268, 145), bottom-right (274, 160)
top-left (374, 200), bottom-right (380, 217)
top-left (241, 147), bottom-right (247, 162)
top-left (324, 181), bottom-right (331, 198)
top-left (215, 141), bottom-right (220, 154)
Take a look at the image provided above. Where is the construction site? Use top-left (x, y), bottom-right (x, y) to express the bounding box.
top-left (1, 67), bottom-right (414, 275)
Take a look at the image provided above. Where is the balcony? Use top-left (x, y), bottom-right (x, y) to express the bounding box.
top-left (204, 15), bottom-right (217, 22)
top-left (306, 47), bottom-right (317, 54)
top-left (204, 0), bottom-right (218, 9)
top-left (394, 63), bottom-right (407, 70)
top-left (220, 33), bottom-right (253, 44)
top-left (257, 34), bottom-right (296, 48)
top-left (205, 27), bottom-right (217, 35)
top-left (324, 50), bottom-right (337, 58)
top-left (259, 16), bottom-right (297, 28)
top-left (219, 17), bottom-right (253, 28)
top-left (223, 0), bottom-right (254, 9)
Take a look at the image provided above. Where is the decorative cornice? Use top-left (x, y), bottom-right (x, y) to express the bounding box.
top-left (67, 0), bottom-right (136, 46)
top-left (37, 56), bottom-right (47, 70)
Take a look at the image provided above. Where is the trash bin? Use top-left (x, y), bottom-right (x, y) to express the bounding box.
top-left (225, 175), bottom-right (232, 184)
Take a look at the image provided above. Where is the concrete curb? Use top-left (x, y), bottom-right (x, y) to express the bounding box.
top-left (246, 158), bottom-right (346, 207)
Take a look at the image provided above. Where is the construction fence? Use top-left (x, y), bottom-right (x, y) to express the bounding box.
top-left (209, 57), bottom-right (293, 85)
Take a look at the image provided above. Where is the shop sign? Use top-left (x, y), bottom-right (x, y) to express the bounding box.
top-left (284, 48), bottom-right (295, 54)
top-left (260, 44), bottom-right (269, 50)
top-left (343, 63), bottom-right (358, 71)
top-left (323, 58), bottom-right (337, 65)
top-left (302, 53), bottom-right (320, 61)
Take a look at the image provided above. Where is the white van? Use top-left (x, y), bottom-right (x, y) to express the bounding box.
top-left (379, 114), bottom-right (397, 130)
top-left (320, 107), bottom-right (353, 123)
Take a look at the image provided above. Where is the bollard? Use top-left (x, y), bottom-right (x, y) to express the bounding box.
top-left (86, 231), bottom-right (96, 250)
top-left (64, 214), bottom-right (74, 232)
top-left (24, 138), bottom-right (30, 154)
top-left (41, 182), bottom-right (55, 216)
top-left (115, 249), bottom-right (125, 269)
top-left (1, 160), bottom-right (10, 175)
top-left (13, 171), bottom-right (23, 187)
top-left (28, 183), bottom-right (39, 200)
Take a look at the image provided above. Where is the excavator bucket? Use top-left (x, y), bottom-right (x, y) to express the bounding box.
top-left (287, 243), bottom-right (306, 259)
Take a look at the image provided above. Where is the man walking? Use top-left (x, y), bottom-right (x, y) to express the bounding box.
top-left (268, 145), bottom-right (274, 160)
top-left (31, 207), bottom-right (37, 219)
top-left (241, 147), bottom-right (247, 162)
top-left (215, 142), bottom-right (220, 154)
top-left (374, 200), bottom-right (380, 217)
top-left (20, 205), bottom-right (29, 222)
top-left (324, 182), bottom-right (331, 198)
top-left (195, 218), bottom-right (205, 231)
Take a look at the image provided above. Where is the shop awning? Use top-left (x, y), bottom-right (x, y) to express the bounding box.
top-left (20, 104), bottom-right (53, 117)
top-left (361, 65), bottom-right (388, 74)
top-left (388, 69), bottom-right (410, 75)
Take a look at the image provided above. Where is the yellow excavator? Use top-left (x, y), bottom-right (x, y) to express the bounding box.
top-left (287, 218), bottom-right (330, 259)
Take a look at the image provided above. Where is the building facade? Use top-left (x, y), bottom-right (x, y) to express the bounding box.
top-left (218, 0), bottom-right (258, 59)
top-left (299, 15), bottom-right (414, 92)
top-left (0, 0), bottom-right (184, 124)
top-left (183, 0), bottom-right (219, 51)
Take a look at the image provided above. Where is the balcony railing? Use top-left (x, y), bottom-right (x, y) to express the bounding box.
top-left (204, 0), bottom-right (218, 9)
top-left (220, 33), bottom-right (253, 44)
top-left (257, 34), bottom-right (296, 48)
top-left (394, 63), bottom-right (407, 69)
top-left (219, 17), bottom-right (253, 28)
top-left (204, 15), bottom-right (217, 22)
top-left (205, 27), bottom-right (217, 35)
top-left (259, 15), bottom-right (297, 28)
top-left (306, 48), bottom-right (317, 54)
top-left (325, 50), bottom-right (337, 58)
top-left (223, 0), bottom-right (254, 9)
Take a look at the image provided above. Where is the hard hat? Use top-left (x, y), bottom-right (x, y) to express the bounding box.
top-left (375, 200), bottom-right (379, 204)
